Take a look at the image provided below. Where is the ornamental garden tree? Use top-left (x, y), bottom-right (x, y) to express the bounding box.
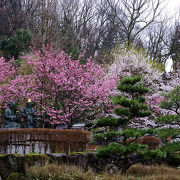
top-left (0, 57), bottom-right (15, 83)
top-left (93, 76), bottom-right (165, 172)
top-left (0, 46), bottom-right (117, 128)
top-left (0, 57), bottom-right (15, 123)
top-left (107, 46), bottom-right (163, 93)
top-left (155, 86), bottom-right (180, 166)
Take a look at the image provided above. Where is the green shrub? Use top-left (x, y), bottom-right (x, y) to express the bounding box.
top-left (160, 142), bottom-right (180, 166)
top-left (7, 172), bottom-right (26, 180)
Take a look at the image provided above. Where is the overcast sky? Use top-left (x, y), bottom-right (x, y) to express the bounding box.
top-left (163, 0), bottom-right (180, 72)
top-left (165, 0), bottom-right (180, 17)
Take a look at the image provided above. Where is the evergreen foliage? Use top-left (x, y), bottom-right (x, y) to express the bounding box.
top-left (158, 128), bottom-right (180, 139)
top-left (160, 142), bottom-right (180, 167)
top-left (0, 29), bottom-right (32, 59)
top-left (94, 76), bottom-right (152, 129)
top-left (155, 86), bottom-right (180, 161)
top-left (93, 128), bottom-right (157, 141)
top-left (156, 115), bottom-right (180, 124)
top-left (93, 76), bottom-right (165, 172)
top-left (161, 86), bottom-right (180, 112)
top-left (155, 86), bottom-right (180, 166)
top-left (160, 142), bottom-right (180, 156)
top-left (156, 85), bottom-right (180, 124)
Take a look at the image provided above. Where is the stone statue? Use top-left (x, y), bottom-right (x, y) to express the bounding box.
top-left (21, 99), bottom-right (40, 128)
top-left (4, 102), bottom-right (21, 128)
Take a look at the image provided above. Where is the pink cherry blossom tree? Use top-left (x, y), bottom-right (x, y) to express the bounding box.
top-left (146, 93), bottom-right (164, 116)
top-left (0, 57), bottom-right (15, 123)
top-left (0, 57), bottom-right (15, 83)
top-left (0, 57), bottom-right (15, 106)
top-left (1, 46), bottom-right (118, 127)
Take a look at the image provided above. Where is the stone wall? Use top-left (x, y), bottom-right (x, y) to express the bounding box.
top-left (0, 153), bottom-right (108, 179)
top-left (0, 152), bottom-right (179, 179)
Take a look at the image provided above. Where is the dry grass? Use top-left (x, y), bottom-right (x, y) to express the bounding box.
top-left (25, 163), bottom-right (180, 180)
top-left (26, 163), bottom-right (95, 180)
top-left (126, 164), bottom-right (180, 180)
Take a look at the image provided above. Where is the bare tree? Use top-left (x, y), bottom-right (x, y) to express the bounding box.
top-left (0, 0), bottom-right (25, 37)
top-left (145, 18), bottom-right (171, 63)
top-left (0, 0), bottom-right (168, 64)
top-left (105, 0), bottom-right (163, 46)
top-left (170, 21), bottom-right (180, 72)
top-left (25, 0), bottom-right (59, 46)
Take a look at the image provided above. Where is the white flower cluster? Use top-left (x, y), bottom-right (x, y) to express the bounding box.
top-left (159, 72), bottom-right (180, 93)
top-left (107, 48), bottom-right (163, 93)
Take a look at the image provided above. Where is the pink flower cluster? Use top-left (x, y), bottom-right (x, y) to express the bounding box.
top-left (0, 57), bottom-right (15, 83)
top-left (0, 57), bottom-right (15, 105)
top-left (1, 46), bottom-right (118, 125)
top-left (146, 94), bottom-right (164, 116)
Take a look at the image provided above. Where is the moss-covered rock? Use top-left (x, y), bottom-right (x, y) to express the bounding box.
top-left (22, 154), bottom-right (49, 167)
top-left (0, 154), bottom-right (22, 180)
top-left (0, 152), bottom-right (107, 178)
top-left (0, 154), bottom-right (49, 179)
top-left (69, 151), bottom-right (87, 156)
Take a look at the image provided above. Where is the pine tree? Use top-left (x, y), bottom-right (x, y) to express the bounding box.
top-left (156, 85), bottom-right (180, 166)
top-left (93, 76), bottom-right (165, 172)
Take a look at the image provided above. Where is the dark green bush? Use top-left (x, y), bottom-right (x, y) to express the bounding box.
top-left (0, 29), bottom-right (32, 59)
top-left (160, 142), bottom-right (180, 167)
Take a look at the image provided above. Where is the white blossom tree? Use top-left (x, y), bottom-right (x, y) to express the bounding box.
top-left (107, 46), bottom-right (163, 93)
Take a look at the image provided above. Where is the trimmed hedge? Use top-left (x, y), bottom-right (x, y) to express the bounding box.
top-left (0, 129), bottom-right (90, 154)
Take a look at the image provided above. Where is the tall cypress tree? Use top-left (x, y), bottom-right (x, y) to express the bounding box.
top-left (93, 76), bottom-right (165, 172)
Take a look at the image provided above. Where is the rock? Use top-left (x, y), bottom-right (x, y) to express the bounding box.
top-left (105, 163), bottom-right (119, 175)
top-left (87, 152), bottom-right (107, 173)
top-left (0, 154), bottom-right (21, 179)
top-left (47, 153), bottom-right (67, 165)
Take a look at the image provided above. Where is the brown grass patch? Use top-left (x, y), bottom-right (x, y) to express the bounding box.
top-left (26, 163), bottom-right (95, 180)
top-left (126, 163), bottom-right (180, 178)
top-left (25, 163), bottom-right (180, 180)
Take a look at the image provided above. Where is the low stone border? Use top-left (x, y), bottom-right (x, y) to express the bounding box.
top-left (0, 153), bottom-right (107, 179)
